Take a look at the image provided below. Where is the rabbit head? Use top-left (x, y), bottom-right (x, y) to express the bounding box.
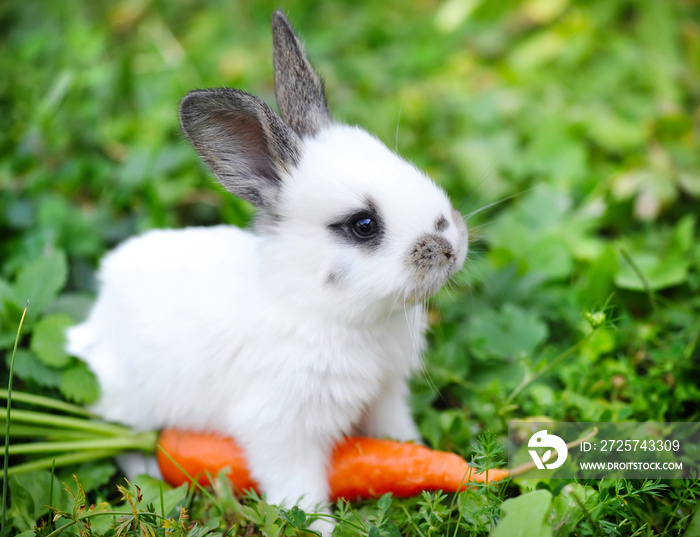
top-left (179, 11), bottom-right (468, 322)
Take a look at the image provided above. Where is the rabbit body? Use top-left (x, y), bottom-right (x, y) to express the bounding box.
top-left (67, 223), bottom-right (422, 504)
top-left (67, 11), bottom-right (468, 522)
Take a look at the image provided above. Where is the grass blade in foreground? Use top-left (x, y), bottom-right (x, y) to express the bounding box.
top-left (2, 302), bottom-right (28, 537)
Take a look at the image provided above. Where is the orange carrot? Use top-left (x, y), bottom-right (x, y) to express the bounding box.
top-left (157, 428), bottom-right (508, 501)
top-left (157, 428), bottom-right (258, 492)
top-left (328, 436), bottom-right (507, 501)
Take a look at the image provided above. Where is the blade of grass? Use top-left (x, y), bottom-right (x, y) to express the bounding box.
top-left (156, 444), bottom-right (221, 510)
top-left (48, 459), bottom-right (55, 533)
top-left (619, 246), bottom-right (658, 314)
top-left (503, 329), bottom-right (596, 406)
top-left (159, 481), bottom-right (165, 526)
top-left (2, 301), bottom-right (28, 537)
top-left (451, 466), bottom-right (476, 537)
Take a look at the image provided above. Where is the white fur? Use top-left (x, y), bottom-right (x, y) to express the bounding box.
top-left (67, 124), bottom-right (468, 518)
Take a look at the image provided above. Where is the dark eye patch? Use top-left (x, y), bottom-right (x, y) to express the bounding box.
top-left (328, 208), bottom-right (384, 251)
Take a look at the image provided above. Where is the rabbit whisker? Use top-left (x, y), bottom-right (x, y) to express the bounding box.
top-left (421, 294), bottom-right (442, 399)
top-left (457, 167), bottom-right (494, 211)
top-left (395, 93), bottom-right (405, 153)
top-left (463, 188), bottom-right (532, 221)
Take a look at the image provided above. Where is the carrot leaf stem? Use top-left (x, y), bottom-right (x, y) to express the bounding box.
top-left (3, 408), bottom-right (134, 437)
top-left (5, 431), bottom-right (157, 456)
top-left (0, 389), bottom-right (94, 418)
top-left (1, 449), bottom-right (125, 478)
top-left (0, 424), bottom-right (100, 440)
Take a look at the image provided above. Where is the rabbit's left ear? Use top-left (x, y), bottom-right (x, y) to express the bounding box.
top-left (272, 10), bottom-right (332, 138)
top-left (179, 88), bottom-right (301, 209)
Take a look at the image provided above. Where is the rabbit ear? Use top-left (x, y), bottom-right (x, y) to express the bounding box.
top-left (179, 88), bottom-right (302, 209)
top-left (272, 10), bottom-right (332, 137)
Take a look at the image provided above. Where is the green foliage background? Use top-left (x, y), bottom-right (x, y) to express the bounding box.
top-left (1, 0), bottom-right (699, 535)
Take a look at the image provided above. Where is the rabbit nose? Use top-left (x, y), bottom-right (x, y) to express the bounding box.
top-left (408, 234), bottom-right (455, 272)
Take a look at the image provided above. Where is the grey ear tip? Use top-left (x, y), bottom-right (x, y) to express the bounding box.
top-left (179, 91), bottom-right (198, 121)
top-left (179, 90), bottom-right (196, 106)
top-left (271, 9), bottom-right (290, 27)
top-left (180, 88), bottom-right (209, 106)
top-left (178, 89), bottom-right (211, 121)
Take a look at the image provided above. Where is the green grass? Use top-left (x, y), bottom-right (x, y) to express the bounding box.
top-left (1, 0), bottom-right (700, 535)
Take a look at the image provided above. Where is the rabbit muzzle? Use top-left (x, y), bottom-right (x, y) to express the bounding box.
top-left (402, 208), bottom-right (468, 303)
top-left (404, 242), bottom-right (461, 303)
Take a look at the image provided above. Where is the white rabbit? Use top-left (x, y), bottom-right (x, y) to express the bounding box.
top-left (66, 10), bottom-right (468, 532)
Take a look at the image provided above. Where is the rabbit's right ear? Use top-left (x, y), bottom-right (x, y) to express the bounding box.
top-left (179, 88), bottom-right (302, 209)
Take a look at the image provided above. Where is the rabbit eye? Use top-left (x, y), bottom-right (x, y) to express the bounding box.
top-left (327, 207), bottom-right (383, 249)
top-left (352, 217), bottom-right (378, 239)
